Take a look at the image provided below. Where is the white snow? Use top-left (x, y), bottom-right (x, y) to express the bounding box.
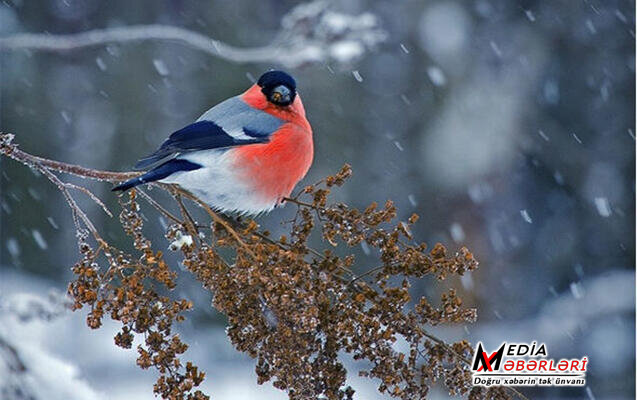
top-left (169, 232), bottom-right (193, 250)
top-left (47, 217), bottom-right (59, 230)
top-left (60, 110), bottom-right (72, 124)
top-left (489, 41), bottom-right (502, 58)
top-left (426, 66), bottom-right (447, 87)
top-left (32, 229), bottom-right (48, 250)
top-left (95, 57), bottom-right (107, 71)
top-left (520, 209), bottom-right (533, 224)
top-left (593, 197), bottom-right (612, 217)
top-left (6, 238), bottom-right (20, 258)
top-left (450, 222), bottom-right (465, 242)
top-left (524, 10), bottom-right (536, 22)
top-left (152, 59), bottom-right (170, 76)
top-left (569, 282), bottom-right (583, 299)
top-left (330, 41), bottom-right (364, 63)
top-left (360, 241), bottom-right (370, 256)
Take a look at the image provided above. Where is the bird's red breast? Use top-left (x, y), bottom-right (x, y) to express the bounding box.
top-left (234, 84), bottom-right (314, 203)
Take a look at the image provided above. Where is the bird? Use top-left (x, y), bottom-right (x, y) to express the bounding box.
top-left (112, 70), bottom-right (313, 215)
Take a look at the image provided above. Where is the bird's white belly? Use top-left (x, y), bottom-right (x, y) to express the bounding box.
top-left (159, 149), bottom-right (277, 214)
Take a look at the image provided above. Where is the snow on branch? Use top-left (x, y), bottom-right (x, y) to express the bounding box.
top-left (0, 1), bottom-right (386, 67)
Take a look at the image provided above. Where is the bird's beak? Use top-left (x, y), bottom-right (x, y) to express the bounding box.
top-left (272, 85), bottom-right (291, 104)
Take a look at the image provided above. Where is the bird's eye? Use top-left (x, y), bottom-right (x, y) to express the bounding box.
top-left (268, 85), bottom-right (292, 106)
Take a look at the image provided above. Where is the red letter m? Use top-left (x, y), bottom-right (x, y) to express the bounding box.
top-left (472, 343), bottom-right (505, 372)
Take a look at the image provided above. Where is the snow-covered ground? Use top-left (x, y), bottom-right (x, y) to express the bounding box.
top-left (0, 269), bottom-right (397, 400)
top-left (1, 268), bottom-right (633, 399)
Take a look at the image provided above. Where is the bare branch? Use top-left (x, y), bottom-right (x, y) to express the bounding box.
top-left (169, 185), bottom-right (257, 258)
top-left (0, 133), bottom-right (138, 182)
top-left (0, 25), bottom-right (273, 61)
top-left (136, 187), bottom-right (183, 226)
top-left (64, 182), bottom-right (113, 218)
top-left (0, 2), bottom-right (385, 67)
top-left (36, 163), bottom-right (99, 238)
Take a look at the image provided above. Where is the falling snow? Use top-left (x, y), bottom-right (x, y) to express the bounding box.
top-left (360, 241), bottom-right (370, 256)
top-left (60, 110), bottom-right (72, 124)
top-left (586, 386), bottom-right (596, 400)
top-left (489, 41), bottom-right (502, 57)
top-left (449, 222), bottom-right (465, 242)
top-left (31, 229), bottom-right (48, 250)
top-left (593, 197), bottom-right (612, 217)
top-left (152, 59), bottom-right (170, 76)
top-left (570, 282), bottom-right (583, 299)
top-left (47, 217), bottom-right (59, 229)
top-left (524, 10), bottom-right (536, 22)
top-left (426, 66), bottom-right (447, 87)
top-left (520, 209), bottom-right (533, 224)
top-left (95, 56), bottom-right (107, 71)
top-left (6, 238), bottom-right (20, 258)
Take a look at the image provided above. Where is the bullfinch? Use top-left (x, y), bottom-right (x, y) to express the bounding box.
top-left (113, 70), bottom-right (314, 215)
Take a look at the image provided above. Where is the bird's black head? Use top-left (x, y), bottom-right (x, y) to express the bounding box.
top-left (257, 70), bottom-right (297, 107)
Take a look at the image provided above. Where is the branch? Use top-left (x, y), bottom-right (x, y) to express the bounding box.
top-left (170, 185), bottom-right (257, 259)
top-left (0, 2), bottom-right (385, 68)
top-left (0, 133), bottom-right (138, 182)
top-left (0, 134), bottom-right (526, 399)
top-left (0, 25), bottom-right (277, 62)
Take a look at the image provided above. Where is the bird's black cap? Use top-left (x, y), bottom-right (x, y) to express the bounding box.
top-left (257, 70), bottom-right (296, 91)
top-left (257, 70), bottom-right (296, 106)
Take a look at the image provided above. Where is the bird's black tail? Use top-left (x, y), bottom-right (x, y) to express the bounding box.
top-left (112, 159), bottom-right (202, 192)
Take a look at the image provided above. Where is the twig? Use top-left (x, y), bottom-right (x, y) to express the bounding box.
top-left (136, 188), bottom-right (183, 225)
top-left (0, 2), bottom-right (386, 68)
top-left (168, 185), bottom-right (257, 259)
top-left (64, 182), bottom-right (113, 217)
top-left (283, 197), bottom-right (320, 210)
top-left (37, 164), bottom-right (100, 240)
top-left (174, 192), bottom-right (199, 238)
top-left (0, 133), bottom-right (138, 182)
top-left (0, 25), bottom-right (279, 63)
top-left (349, 265), bottom-right (385, 286)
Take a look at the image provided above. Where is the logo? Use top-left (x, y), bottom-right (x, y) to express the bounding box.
top-left (471, 342), bottom-right (588, 387)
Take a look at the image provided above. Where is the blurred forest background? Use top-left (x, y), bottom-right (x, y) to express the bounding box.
top-left (0, 0), bottom-right (634, 399)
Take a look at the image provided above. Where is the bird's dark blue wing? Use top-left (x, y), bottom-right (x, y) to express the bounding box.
top-left (133, 120), bottom-right (267, 170)
top-left (113, 159), bottom-right (202, 191)
top-left (134, 96), bottom-right (285, 170)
